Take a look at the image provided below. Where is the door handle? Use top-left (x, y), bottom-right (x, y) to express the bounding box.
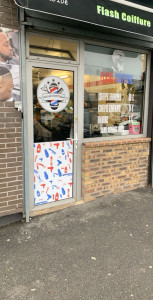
top-left (67, 133), bottom-right (78, 148)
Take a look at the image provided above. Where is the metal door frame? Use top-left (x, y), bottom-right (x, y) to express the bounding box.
top-left (26, 60), bottom-right (81, 213)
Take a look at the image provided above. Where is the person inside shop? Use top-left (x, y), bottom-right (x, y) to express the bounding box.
top-left (34, 108), bottom-right (52, 143)
top-left (50, 110), bottom-right (72, 141)
top-left (0, 66), bottom-right (14, 101)
top-left (112, 49), bottom-right (125, 73)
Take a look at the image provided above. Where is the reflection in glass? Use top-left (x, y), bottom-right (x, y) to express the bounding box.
top-left (30, 46), bottom-right (75, 60)
top-left (33, 68), bottom-right (74, 143)
top-left (29, 35), bottom-right (77, 61)
top-left (84, 44), bottom-right (146, 138)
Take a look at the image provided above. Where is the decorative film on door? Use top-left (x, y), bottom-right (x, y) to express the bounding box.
top-left (34, 141), bottom-right (73, 205)
top-left (33, 67), bottom-right (74, 205)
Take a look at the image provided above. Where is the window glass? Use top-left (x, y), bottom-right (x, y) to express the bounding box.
top-left (29, 35), bottom-right (77, 61)
top-left (84, 44), bottom-right (146, 138)
top-left (32, 67), bottom-right (74, 142)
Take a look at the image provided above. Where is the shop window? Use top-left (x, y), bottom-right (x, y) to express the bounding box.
top-left (84, 44), bottom-right (146, 138)
top-left (29, 35), bottom-right (77, 61)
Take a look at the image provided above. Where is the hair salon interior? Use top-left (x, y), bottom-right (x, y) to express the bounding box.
top-left (1, 0), bottom-right (153, 223)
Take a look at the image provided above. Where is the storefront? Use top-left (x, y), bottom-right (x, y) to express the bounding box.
top-left (14, 0), bottom-right (153, 221)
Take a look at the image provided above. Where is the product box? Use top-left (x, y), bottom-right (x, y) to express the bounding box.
top-left (129, 121), bottom-right (141, 135)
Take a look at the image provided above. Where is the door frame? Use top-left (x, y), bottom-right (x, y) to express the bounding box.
top-left (25, 60), bottom-right (82, 213)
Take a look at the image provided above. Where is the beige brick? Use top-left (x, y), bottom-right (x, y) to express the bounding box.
top-left (82, 139), bottom-right (150, 201)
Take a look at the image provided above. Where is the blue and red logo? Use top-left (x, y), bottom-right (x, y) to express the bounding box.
top-left (37, 76), bottom-right (70, 113)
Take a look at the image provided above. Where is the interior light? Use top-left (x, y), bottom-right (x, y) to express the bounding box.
top-left (60, 75), bottom-right (69, 79)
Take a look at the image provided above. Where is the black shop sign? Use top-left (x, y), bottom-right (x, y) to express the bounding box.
top-left (125, 0), bottom-right (153, 9)
top-left (14, 0), bottom-right (153, 38)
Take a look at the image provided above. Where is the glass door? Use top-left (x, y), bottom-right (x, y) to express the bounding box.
top-left (32, 66), bottom-right (77, 205)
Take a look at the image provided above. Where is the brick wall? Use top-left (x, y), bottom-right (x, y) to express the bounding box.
top-left (82, 138), bottom-right (151, 201)
top-left (0, 0), bottom-right (18, 29)
top-left (0, 101), bottom-right (23, 216)
top-left (0, 0), bottom-right (23, 217)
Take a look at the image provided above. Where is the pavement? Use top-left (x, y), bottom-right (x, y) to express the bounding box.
top-left (1, 187), bottom-right (153, 300)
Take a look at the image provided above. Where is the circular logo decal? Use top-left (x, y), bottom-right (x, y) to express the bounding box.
top-left (37, 76), bottom-right (70, 113)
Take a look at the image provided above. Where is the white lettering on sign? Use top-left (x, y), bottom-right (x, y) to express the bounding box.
top-left (100, 126), bottom-right (125, 134)
top-left (109, 93), bottom-right (121, 101)
top-left (128, 94), bottom-right (134, 101)
top-left (98, 104), bottom-right (121, 112)
top-left (49, 0), bottom-right (68, 4)
top-left (98, 105), bottom-right (109, 112)
top-left (98, 93), bottom-right (109, 101)
top-left (98, 116), bottom-right (108, 124)
top-left (129, 116), bottom-right (133, 122)
top-left (109, 105), bottom-right (121, 112)
top-left (100, 127), bottom-right (107, 133)
top-left (98, 93), bottom-right (121, 101)
top-left (129, 104), bottom-right (134, 112)
top-left (108, 127), bottom-right (118, 133)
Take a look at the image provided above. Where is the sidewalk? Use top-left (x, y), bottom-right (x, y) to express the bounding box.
top-left (1, 187), bottom-right (153, 300)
